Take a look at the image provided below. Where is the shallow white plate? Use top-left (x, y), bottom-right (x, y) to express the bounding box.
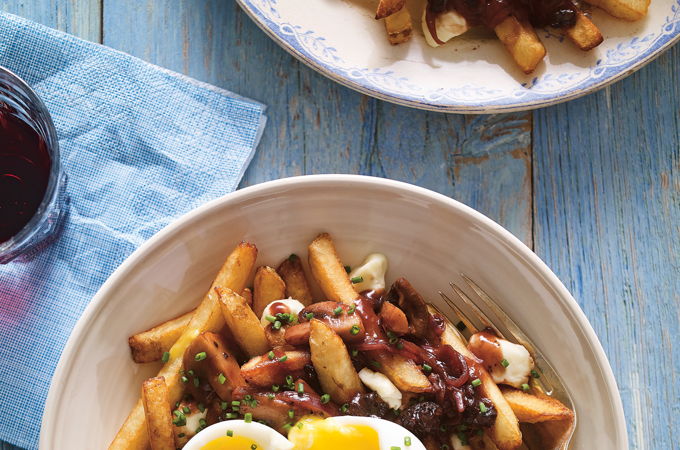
top-left (40, 175), bottom-right (627, 448)
top-left (237, 0), bottom-right (680, 113)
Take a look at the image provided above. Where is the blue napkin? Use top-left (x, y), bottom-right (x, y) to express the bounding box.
top-left (0, 12), bottom-right (267, 449)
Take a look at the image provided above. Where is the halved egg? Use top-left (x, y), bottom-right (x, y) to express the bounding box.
top-left (287, 415), bottom-right (426, 450)
top-left (183, 419), bottom-right (293, 450)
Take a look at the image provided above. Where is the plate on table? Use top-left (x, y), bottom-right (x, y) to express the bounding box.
top-left (40, 175), bottom-right (627, 448)
top-left (237, 0), bottom-right (680, 113)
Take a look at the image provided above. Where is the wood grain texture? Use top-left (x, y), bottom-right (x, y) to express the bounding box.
top-left (101, 0), bottom-right (533, 247)
top-left (0, 0), bottom-right (101, 42)
top-left (533, 44), bottom-right (679, 450)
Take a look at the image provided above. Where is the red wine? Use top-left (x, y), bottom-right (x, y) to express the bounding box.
top-left (0, 103), bottom-right (52, 243)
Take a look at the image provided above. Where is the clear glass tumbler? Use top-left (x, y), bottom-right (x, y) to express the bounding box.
top-left (0, 67), bottom-right (67, 264)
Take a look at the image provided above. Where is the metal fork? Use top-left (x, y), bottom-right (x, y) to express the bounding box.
top-left (437, 274), bottom-right (576, 449)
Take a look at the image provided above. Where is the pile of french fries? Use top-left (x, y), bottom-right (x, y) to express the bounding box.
top-left (111, 233), bottom-right (574, 450)
top-left (376, 0), bottom-right (651, 73)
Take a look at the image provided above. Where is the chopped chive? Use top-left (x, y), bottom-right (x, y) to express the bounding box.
top-left (471, 378), bottom-right (482, 387)
top-left (244, 413), bottom-right (253, 423)
top-left (273, 320), bottom-right (282, 330)
top-left (391, 447), bottom-right (401, 450)
top-left (267, 393), bottom-right (275, 399)
top-left (218, 373), bottom-right (227, 384)
top-left (178, 432), bottom-right (185, 438)
top-left (387, 331), bottom-right (396, 339)
top-left (396, 342), bottom-right (404, 350)
top-left (194, 352), bottom-right (207, 361)
top-left (348, 304), bottom-right (356, 314)
top-left (231, 406), bottom-right (239, 411)
top-left (531, 369), bottom-right (540, 379)
top-left (320, 394), bottom-right (331, 404)
top-left (479, 402), bottom-right (488, 413)
top-left (193, 377), bottom-right (200, 387)
top-left (389, 336), bottom-right (399, 345)
top-left (161, 351), bottom-right (170, 363)
top-left (232, 400), bottom-right (241, 406)
top-left (225, 412), bottom-right (237, 419)
top-left (341, 403), bottom-right (349, 413)
top-left (500, 359), bottom-right (510, 368)
top-left (297, 382), bottom-right (304, 394)
top-left (198, 403), bottom-right (205, 413)
top-left (422, 364), bottom-right (432, 374)
top-left (285, 375), bottom-right (293, 385)
top-left (283, 422), bottom-right (293, 432)
top-left (289, 253), bottom-right (298, 261)
top-left (297, 422), bottom-right (304, 429)
top-left (187, 370), bottom-right (195, 376)
top-left (350, 325), bottom-right (360, 335)
top-left (199, 418), bottom-right (207, 427)
top-left (226, 430), bottom-right (233, 437)
top-left (521, 383), bottom-right (530, 391)
top-left (182, 406), bottom-right (190, 414)
top-left (288, 410), bottom-right (295, 419)
top-left (251, 445), bottom-right (257, 450)
top-left (268, 351), bottom-right (275, 360)
top-left (441, 445), bottom-right (449, 450)
top-left (304, 312), bottom-right (314, 320)
top-left (265, 315), bottom-right (276, 323)
top-left (371, 360), bottom-right (381, 368)
top-left (334, 306), bottom-right (343, 316)
top-left (350, 276), bottom-right (364, 284)
top-left (440, 425), bottom-right (447, 433)
top-left (351, 349), bottom-right (359, 357)
top-left (181, 376), bottom-right (188, 383)
top-left (404, 436), bottom-right (411, 446)
top-left (279, 355), bottom-right (288, 363)
top-left (344, 265), bottom-right (351, 273)
top-left (456, 321), bottom-right (466, 331)
top-left (272, 384), bottom-right (280, 392)
top-left (221, 401), bottom-right (228, 410)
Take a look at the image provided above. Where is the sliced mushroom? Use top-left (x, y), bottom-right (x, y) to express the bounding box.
top-left (386, 278), bottom-right (438, 341)
top-left (240, 349), bottom-right (311, 387)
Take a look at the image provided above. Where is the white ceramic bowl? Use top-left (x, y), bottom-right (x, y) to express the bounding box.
top-left (40, 175), bottom-right (627, 448)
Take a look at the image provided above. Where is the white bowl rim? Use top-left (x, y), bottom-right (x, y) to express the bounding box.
top-left (39, 174), bottom-right (628, 448)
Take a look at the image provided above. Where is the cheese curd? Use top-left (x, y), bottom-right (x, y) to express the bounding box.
top-left (450, 433), bottom-right (472, 450)
top-left (358, 367), bottom-right (402, 410)
top-left (259, 299), bottom-right (305, 327)
top-left (422, 8), bottom-right (469, 47)
top-left (490, 339), bottom-right (534, 388)
top-left (349, 253), bottom-right (388, 292)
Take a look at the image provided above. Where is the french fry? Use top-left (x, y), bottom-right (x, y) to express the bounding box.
top-left (375, 0), bottom-right (404, 19)
top-left (217, 287), bottom-right (270, 357)
top-left (373, 352), bottom-right (431, 392)
top-left (128, 310), bottom-right (194, 363)
top-left (242, 287), bottom-right (253, 307)
top-left (429, 305), bottom-right (522, 450)
top-left (141, 377), bottom-right (174, 450)
top-left (109, 242), bottom-right (257, 450)
top-left (494, 16), bottom-right (546, 74)
top-left (385, 6), bottom-right (412, 45)
top-left (307, 233), bottom-right (358, 305)
top-left (253, 266), bottom-right (286, 317)
top-left (565, 11), bottom-right (603, 51)
top-left (277, 254), bottom-right (313, 305)
top-left (587, 0), bottom-right (650, 21)
top-left (500, 387), bottom-right (574, 424)
top-left (309, 319), bottom-right (364, 404)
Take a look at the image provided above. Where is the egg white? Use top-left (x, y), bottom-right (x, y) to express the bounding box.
top-left (325, 416), bottom-right (426, 450)
top-left (183, 419), bottom-right (293, 450)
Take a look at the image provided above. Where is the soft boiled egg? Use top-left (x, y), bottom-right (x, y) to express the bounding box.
top-left (287, 416), bottom-right (426, 450)
top-left (183, 419), bottom-right (293, 450)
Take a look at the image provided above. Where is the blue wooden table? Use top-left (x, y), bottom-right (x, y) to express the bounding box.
top-left (1, 1), bottom-right (677, 449)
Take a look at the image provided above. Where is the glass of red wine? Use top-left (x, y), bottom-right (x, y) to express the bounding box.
top-left (0, 67), bottom-right (67, 264)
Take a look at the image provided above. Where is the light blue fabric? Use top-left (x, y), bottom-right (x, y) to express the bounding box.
top-left (0, 12), bottom-right (266, 449)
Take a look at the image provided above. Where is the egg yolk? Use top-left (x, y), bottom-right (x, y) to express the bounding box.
top-left (288, 416), bottom-right (380, 450)
top-left (201, 435), bottom-right (261, 449)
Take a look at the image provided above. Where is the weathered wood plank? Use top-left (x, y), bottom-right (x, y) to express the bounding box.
top-left (0, 0), bottom-right (101, 42)
top-left (533, 44), bottom-right (679, 450)
top-left (102, 0), bottom-right (534, 246)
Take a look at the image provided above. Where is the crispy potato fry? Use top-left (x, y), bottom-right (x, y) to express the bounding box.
top-left (587, 0), bottom-right (650, 21)
top-left (242, 287), bottom-right (253, 307)
top-left (375, 0), bottom-right (405, 19)
top-left (109, 242), bottom-right (257, 450)
top-left (253, 266), bottom-right (287, 317)
top-left (430, 305), bottom-right (522, 450)
top-left (385, 6), bottom-right (412, 45)
top-left (494, 16), bottom-right (546, 74)
top-left (372, 352), bottom-right (431, 393)
top-left (309, 319), bottom-right (364, 404)
top-left (141, 377), bottom-right (174, 450)
top-left (241, 349), bottom-right (311, 386)
top-left (307, 233), bottom-right (359, 305)
top-left (128, 310), bottom-right (194, 363)
top-left (277, 254), bottom-right (313, 305)
top-left (501, 387), bottom-right (574, 424)
top-left (217, 287), bottom-right (270, 357)
top-left (565, 11), bottom-right (603, 51)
